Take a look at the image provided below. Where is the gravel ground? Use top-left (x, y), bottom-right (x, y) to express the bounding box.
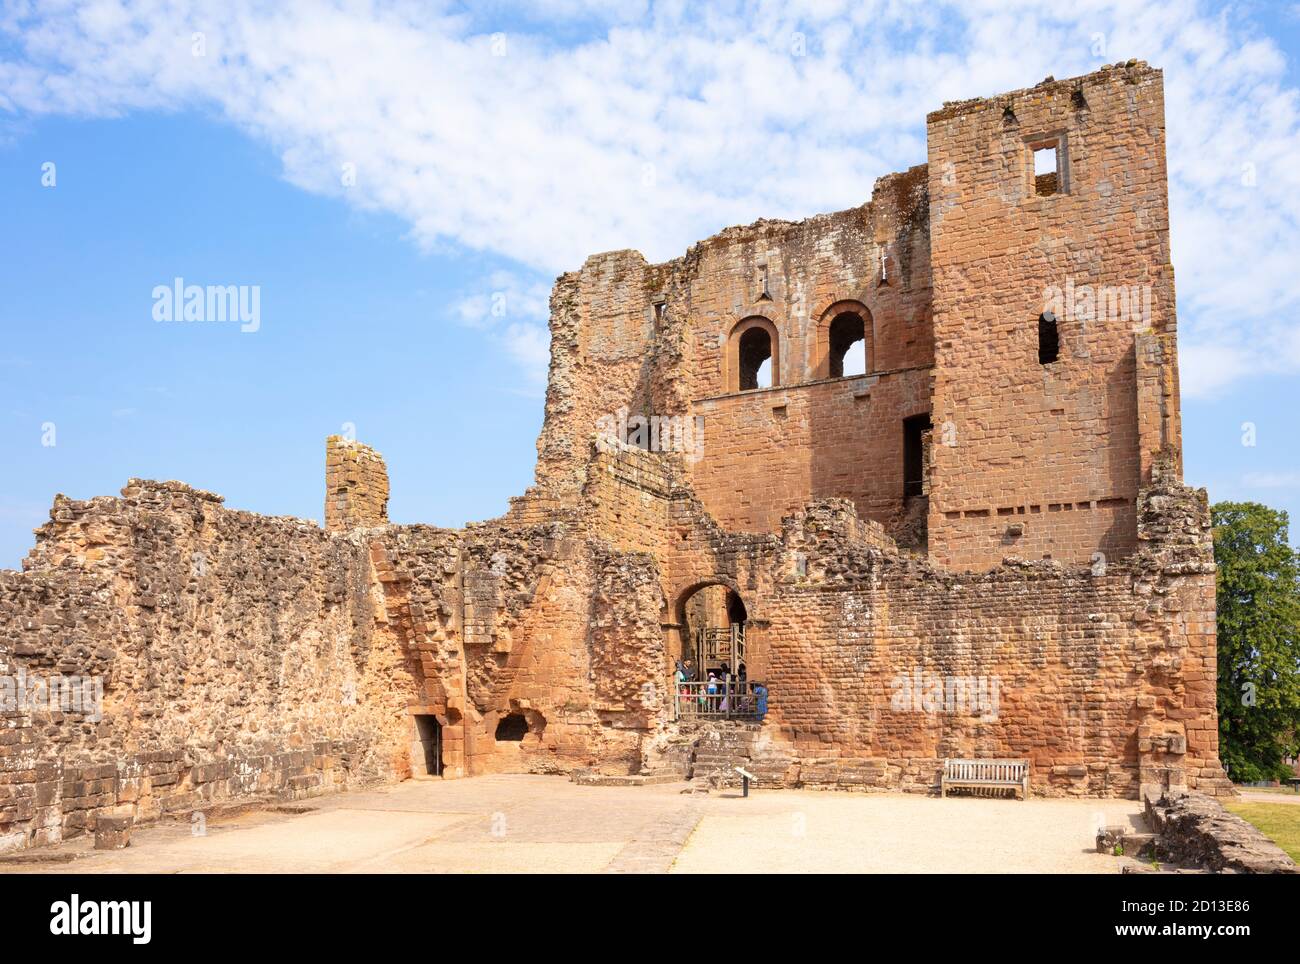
top-left (673, 789), bottom-right (1145, 874)
top-left (0, 775), bottom-right (1145, 874)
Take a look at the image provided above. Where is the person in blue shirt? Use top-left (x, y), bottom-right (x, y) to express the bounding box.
top-left (753, 682), bottom-right (768, 720)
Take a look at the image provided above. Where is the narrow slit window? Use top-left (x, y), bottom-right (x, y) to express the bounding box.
top-left (1038, 312), bottom-right (1060, 364)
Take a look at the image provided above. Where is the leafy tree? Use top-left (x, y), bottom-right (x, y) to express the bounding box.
top-left (1213, 502), bottom-right (1300, 783)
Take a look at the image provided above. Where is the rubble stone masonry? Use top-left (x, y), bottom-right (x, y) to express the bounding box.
top-left (0, 62), bottom-right (1229, 854)
top-left (324, 435), bottom-right (390, 532)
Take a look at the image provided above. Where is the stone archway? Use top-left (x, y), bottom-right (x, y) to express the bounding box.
top-left (665, 580), bottom-right (764, 723)
top-left (667, 580), bottom-right (753, 677)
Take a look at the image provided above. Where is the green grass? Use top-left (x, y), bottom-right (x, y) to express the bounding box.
top-left (1224, 801), bottom-right (1300, 863)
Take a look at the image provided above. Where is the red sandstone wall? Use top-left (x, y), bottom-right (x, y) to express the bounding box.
top-left (525, 170), bottom-right (935, 541)
top-left (0, 481), bottom-right (418, 853)
top-left (758, 559), bottom-right (1197, 797)
top-left (653, 479), bottom-right (1223, 798)
top-left (691, 369), bottom-right (930, 534)
top-left (926, 62), bottom-right (1176, 570)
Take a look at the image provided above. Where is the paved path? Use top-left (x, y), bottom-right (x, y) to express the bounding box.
top-left (1238, 790), bottom-right (1300, 806)
top-left (0, 775), bottom-right (1145, 874)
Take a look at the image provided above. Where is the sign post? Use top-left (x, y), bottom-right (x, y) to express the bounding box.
top-left (735, 766), bottom-right (755, 797)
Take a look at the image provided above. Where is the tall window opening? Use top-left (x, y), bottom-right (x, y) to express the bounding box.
top-left (1038, 312), bottom-right (1060, 364)
top-left (903, 414), bottom-right (931, 499)
top-left (828, 312), bottom-right (867, 377)
top-left (738, 327), bottom-right (773, 390)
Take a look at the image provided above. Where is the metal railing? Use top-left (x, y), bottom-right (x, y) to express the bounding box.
top-left (673, 679), bottom-right (765, 721)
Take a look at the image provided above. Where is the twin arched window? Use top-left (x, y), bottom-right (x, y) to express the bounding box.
top-left (725, 302), bottom-right (873, 394)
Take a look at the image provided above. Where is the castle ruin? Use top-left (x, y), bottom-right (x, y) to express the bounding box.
top-left (0, 62), bottom-right (1230, 854)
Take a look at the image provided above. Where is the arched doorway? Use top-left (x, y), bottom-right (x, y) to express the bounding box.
top-left (670, 583), bottom-right (760, 721)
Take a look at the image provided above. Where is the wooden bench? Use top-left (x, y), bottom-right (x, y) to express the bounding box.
top-left (941, 759), bottom-right (1029, 800)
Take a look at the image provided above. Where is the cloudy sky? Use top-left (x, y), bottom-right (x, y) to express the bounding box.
top-left (2, 0), bottom-right (1299, 565)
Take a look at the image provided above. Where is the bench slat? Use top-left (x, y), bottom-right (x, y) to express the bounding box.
top-left (941, 758), bottom-right (1029, 800)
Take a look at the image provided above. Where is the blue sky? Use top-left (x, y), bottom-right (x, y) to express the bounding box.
top-left (2, 0), bottom-right (1300, 567)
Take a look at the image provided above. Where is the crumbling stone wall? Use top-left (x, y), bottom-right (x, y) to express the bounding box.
top-left (1145, 792), bottom-right (1297, 873)
top-left (0, 480), bottom-right (415, 853)
top-left (0, 63), bottom-right (1226, 853)
top-left (0, 471), bottom-right (672, 852)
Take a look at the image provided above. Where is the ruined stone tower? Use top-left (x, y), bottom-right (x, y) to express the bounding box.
top-left (0, 62), bottom-right (1226, 855)
top-left (324, 435), bottom-right (390, 532)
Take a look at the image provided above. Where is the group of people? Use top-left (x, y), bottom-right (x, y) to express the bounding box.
top-left (673, 659), bottom-right (767, 719)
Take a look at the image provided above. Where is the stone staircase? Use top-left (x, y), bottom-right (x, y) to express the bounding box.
top-left (688, 722), bottom-right (762, 787)
top-left (668, 720), bottom-right (804, 790)
top-left (622, 720), bottom-right (797, 791)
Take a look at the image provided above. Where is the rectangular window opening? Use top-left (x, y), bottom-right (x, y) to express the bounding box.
top-left (903, 414), bottom-right (931, 499)
top-left (1038, 313), bottom-right (1060, 364)
top-left (1032, 140), bottom-right (1061, 196)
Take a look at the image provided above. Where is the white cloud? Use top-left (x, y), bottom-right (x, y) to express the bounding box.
top-left (449, 269), bottom-right (551, 391)
top-left (450, 270), bottom-right (549, 330)
top-left (2, 1), bottom-right (1299, 395)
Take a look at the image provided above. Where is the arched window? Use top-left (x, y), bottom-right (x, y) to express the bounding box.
top-left (817, 301), bottom-right (872, 379)
top-left (828, 312), bottom-right (867, 377)
top-left (1038, 312), bottom-right (1060, 364)
top-left (727, 317), bottom-right (780, 392)
top-left (739, 328), bottom-right (772, 389)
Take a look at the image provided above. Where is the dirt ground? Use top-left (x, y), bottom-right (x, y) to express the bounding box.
top-left (0, 775), bottom-right (1147, 874)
